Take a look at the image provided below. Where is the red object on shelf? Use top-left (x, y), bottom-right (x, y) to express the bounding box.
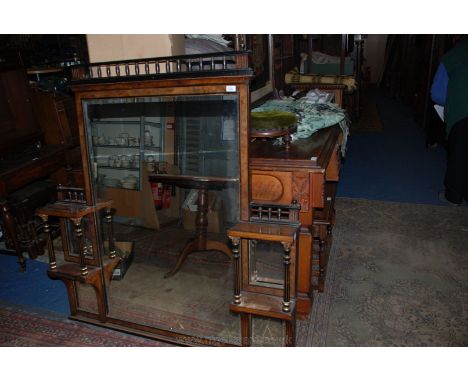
top-left (151, 182), bottom-right (163, 210)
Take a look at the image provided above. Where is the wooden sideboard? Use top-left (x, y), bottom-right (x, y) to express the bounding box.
top-left (250, 125), bottom-right (342, 317)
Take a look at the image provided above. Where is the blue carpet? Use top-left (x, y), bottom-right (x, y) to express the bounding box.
top-left (337, 90), bottom-right (452, 206)
top-left (0, 254), bottom-right (69, 315)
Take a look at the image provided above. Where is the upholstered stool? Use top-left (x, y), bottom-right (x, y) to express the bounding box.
top-left (250, 110), bottom-right (298, 149)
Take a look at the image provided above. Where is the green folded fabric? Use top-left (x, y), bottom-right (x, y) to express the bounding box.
top-left (251, 98), bottom-right (349, 156)
top-left (251, 110), bottom-right (298, 131)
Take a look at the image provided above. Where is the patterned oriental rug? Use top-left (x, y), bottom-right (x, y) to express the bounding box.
top-left (313, 197), bottom-right (468, 346)
top-left (0, 301), bottom-right (171, 346)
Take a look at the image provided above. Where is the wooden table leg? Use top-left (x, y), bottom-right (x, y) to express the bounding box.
top-left (164, 184), bottom-right (230, 278)
top-left (164, 239), bottom-right (199, 278)
top-left (1, 200), bottom-right (26, 271)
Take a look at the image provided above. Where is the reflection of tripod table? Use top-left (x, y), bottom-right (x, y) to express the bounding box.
top-left (148, 174), bottom-right (236, 278)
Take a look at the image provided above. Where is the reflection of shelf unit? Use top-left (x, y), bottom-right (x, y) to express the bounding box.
top-left (181, 118), bottom-right (203, 175)
top-left (95, 145), bottom-right (140, 148)
top-left (69, 51), bottom-right (253, 346)
top-left (91, 115), bottom-right (165, 192)
top-left (97, 166), bottom-right (139, 171)
top-left (144, 146), bottom-right (162, 150)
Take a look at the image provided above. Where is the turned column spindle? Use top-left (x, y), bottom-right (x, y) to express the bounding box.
top-left (40, 214), bottom-right (56, 270)
top-left (72, 218), bottom-right (88, 276)
top-left (105, 208), bottom-right (116, 259)
top-left (319, 239), bottom-right (326, 282)
top-left (282, 242), bottom-right (292, 312)
top-left (231, 237), bottom-right (241, 305)
top-left (195, 184), bottom-right (209, 249)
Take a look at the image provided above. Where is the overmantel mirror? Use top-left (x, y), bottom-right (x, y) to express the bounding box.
top-left (65, 52), bottom-right (259, 345)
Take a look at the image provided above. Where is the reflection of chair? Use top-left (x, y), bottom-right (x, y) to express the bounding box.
top-left (35, 186), bottom-right (120, 322)
top-left (227, 202), bottom-right (300, 346)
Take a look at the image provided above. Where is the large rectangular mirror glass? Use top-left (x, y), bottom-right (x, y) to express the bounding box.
top-left (76, 91), bottom-right (246, 344)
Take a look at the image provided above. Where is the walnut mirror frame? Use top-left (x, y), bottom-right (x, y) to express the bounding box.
top-left (65, 52), bottom-right (253, 346)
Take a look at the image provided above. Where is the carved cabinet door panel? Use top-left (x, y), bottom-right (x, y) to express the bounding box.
top-left (251, 170), bottom-right (293, 205)
top-left (292, 172), bottom-right (310, 212)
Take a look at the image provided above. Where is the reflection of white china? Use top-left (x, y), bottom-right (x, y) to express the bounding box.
top-left (122, 174), bottom-right (138, 189)
top-left (119, 133), bottom-right (129, 146)
top-left (122, 181), bottom-right (136, 189)
top-left (146, 161), bottom-right (155, 172)
top-left (96, 156), bottom-right (108, 166)
top-left (144, 130), bottom-right (153, 146)
top-left (120, 154), bottom-right (129, 168)
top-left (124, 175), bottom-right (138, 183)
top-left (97, 136), bottom-right (106, 145)
top-left (114, 156), bottom-right (121, 168)
top-left (130, 154), bottom-right (139, 168)
top-left (103, 178), bottom-right (121, 188)
top-left (108, 155), bottom-right (117, 167)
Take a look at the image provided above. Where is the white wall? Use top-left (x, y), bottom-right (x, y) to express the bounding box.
top-left (86, 34), bottom-right (185, 62)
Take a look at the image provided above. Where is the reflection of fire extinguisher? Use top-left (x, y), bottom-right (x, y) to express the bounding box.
top-left (151, 162), bottom-right (171, 210)
top-left (151, 181), bottom-right (163, 210)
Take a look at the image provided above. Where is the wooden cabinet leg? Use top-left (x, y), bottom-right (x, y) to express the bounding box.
top-left (240, 313), bottom-right (251, 347)
top-left (61, 279), bottom-right (78, 316)
top-left (89, 260), bottom-right (120, 323)
top-left (89, 275), bottom-right (107, 323)
top-left (284, 319), bottom-right (296, 347)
